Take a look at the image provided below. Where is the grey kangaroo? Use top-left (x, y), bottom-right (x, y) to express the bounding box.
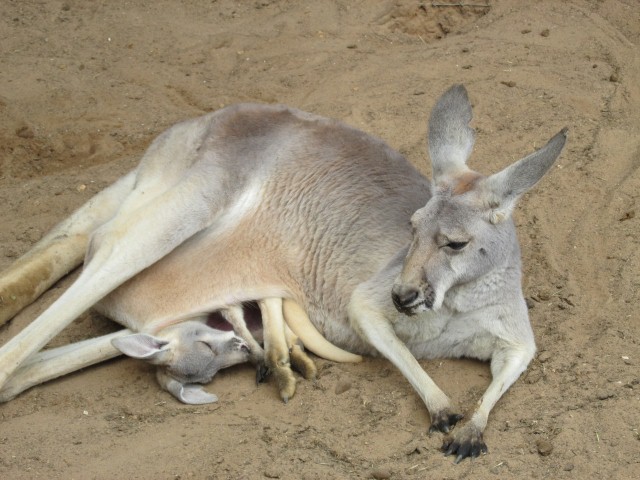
top-left (0, 84), bottom-right (566, 462)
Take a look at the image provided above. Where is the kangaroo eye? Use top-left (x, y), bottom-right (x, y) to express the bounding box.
top-left (447, 241), bottom-right (469, 251)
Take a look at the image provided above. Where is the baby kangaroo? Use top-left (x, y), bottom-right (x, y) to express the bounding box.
top-left (0, 84), bottom-right (565, 462)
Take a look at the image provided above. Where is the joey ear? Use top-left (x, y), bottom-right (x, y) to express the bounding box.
top-left (111, 334), bottom-right (171, 364)
top-left (177, 385), bottom-right (219, 404)
top-left (428, 84), bottom-right (476, 183)
top-left (483, 128), bottom-right (568, 223)
top-left (156, 370), bottom-right (219, 405)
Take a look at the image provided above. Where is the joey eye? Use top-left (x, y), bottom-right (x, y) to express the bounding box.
top-left (446, 241), bottom-right (469, 251)
top-left (198, 341), bottom-right (216, 354)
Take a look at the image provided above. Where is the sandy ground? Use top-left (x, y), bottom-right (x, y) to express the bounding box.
top-left (0, 1), bottom-right (639, 478)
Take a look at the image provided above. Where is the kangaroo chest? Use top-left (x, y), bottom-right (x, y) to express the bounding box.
top-left (393, 310), bottom-right (497, 361)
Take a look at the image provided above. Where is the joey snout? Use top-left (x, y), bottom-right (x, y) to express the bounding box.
top-left (224, 337), bottom-right (252, 366)
top-left (391, 282), bottom-right (436, 315)
top-left (229, 336), bottom-right (250, 353)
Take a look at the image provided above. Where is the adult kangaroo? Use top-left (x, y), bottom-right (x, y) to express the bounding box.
top-left (0, 84), bottom-right (566, 462)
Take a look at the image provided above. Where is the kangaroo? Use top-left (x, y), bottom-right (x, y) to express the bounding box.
top-left (0, 84), bottom-right (566, 462)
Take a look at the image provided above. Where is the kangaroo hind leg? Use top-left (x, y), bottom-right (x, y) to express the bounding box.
top-left (0, 329), bottom-right (130, 403)
top-left (0, 177), bottom-right (219, 390)
top-left (0, 172), bottom-right (136, 327)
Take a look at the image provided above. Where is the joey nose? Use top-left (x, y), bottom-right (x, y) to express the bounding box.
top-left (391, 285), bottom-right (419, 311)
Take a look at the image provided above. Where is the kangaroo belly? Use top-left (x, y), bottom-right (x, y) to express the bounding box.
top-left (97, 212), bottom-right (291, 332)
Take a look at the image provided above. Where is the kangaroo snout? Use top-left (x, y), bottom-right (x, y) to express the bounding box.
top-left (391, 283), bottom-right (435, 314)
top-left (392, 284), bottom-right (419, 312)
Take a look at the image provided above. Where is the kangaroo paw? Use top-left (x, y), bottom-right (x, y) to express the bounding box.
top-left (441, 422), bottom-right (488, 463)
top-left (428, 409), bottom-right (464, 434)
top-left (255, 362), bottom-right (270, 384)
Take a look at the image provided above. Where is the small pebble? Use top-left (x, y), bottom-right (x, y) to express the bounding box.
top-left (334, 380), bottom-right (352, 395)
top-left (405, 441), bottom-right (428, 455)
top-left (263, 468), bottom-right (280, 479)
top-left (540, 28), bottom-right (550, 37)
top-left (596, 390), bottom-right (615, 400)
top-left (501, 80), bottom-right (516, 88)
top-left (537, 290), bottom-right (551, 301)
top-left (370, 467), bottom-right (392, 479)
top-left (15, 125), bottom-right (35, 138)
top-left (536, 438), bottom-right (553, 456)
top-left (609, 73), bottom-right (619, 83)
top-left (490, 463), bottom-right (507, 474)
top-left (537, 351), bottom-right (552, 363)
top-left (564, 463), bottom-right (575, 471)
top-left (525, 369), bottom-right (542, 384)
top-left (619, 210), bottom-right (634, 221)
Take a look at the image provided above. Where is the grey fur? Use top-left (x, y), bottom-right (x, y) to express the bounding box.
top-left (111, 321), bottom-right (251, 404)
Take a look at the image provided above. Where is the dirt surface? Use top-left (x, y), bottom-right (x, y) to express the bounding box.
top-left (1, 1), bottom-right (639, 478)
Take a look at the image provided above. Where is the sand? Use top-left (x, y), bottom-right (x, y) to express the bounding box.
top-left (0, 1), bottom-right (638, 478)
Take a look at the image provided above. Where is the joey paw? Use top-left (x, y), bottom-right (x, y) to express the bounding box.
top-left (289, 345), bottom-right (317, 381)
top-left (428, 410), bottom-right (464, 434)
top-left (441, 423), bottom-right (488, 463)
top-left (275, 367), bottom-right (297, 404)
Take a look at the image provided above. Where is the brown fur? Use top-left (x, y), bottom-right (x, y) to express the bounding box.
top-left (451, 171), bottom-right (483, 196)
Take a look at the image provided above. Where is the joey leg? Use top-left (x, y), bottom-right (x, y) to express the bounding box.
top-left (284, 323), bottom-right (317, 381)
top-left (260, 298), bottom-right (296, 403)
top-left (220, 305), bottom-right (268, 383)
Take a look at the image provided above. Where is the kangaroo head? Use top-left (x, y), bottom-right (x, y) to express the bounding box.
top-left (111, 321), bottom-right (250, 404)
top-left (391, 84), bottom-right (567, 315)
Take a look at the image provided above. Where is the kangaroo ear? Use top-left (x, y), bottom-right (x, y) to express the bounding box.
top-left (156, 370), bottom-right (218, 405)
top-left (428, 84), bottom-right (476, 184)
top-left (111, 334), bottom-right (171, 364)
top-left (482, 128), bottom-right (568, 224)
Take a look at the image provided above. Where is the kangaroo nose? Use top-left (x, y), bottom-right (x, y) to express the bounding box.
top-left (391, 285), bottom-right (419, 311)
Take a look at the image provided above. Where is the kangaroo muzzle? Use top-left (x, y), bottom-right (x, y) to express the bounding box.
top-left (391, 282), bottom-right (435, 315)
